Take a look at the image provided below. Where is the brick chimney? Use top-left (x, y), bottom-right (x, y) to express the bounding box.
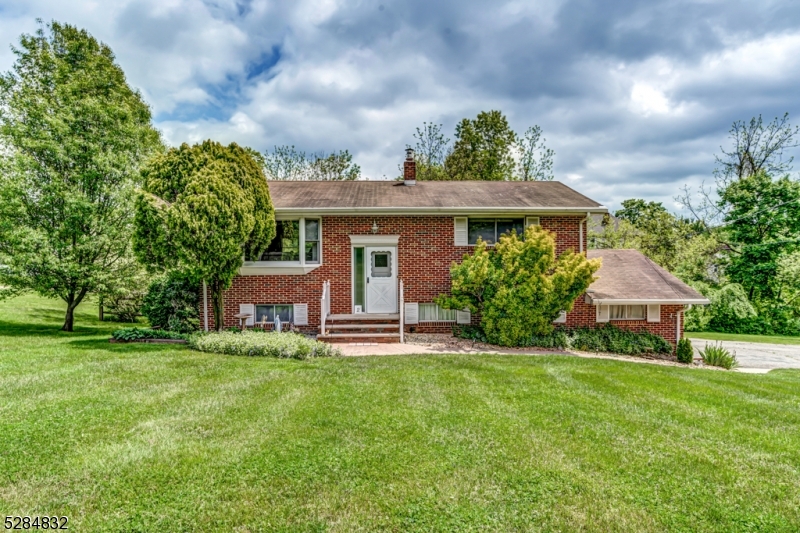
top-left (403, 148), bottom-right (416, 186)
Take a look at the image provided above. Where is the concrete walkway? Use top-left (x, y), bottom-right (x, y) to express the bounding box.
top-left (688, 337), bottom-right (800, 371)
top-left (340, 339), bottom-right (800, 373)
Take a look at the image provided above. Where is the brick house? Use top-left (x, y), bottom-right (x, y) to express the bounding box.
top-left (202, 150), bottom-right (708, 346)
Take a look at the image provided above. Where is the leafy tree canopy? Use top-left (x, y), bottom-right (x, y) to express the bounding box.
top-left (263, 146), bottom-right (360, 181)
top-left (133, 140), bottom-right (275, 331)
top-left (0, 21), bottom-right (162, 331)
top-left (446, 110), bottom-right (518, 181)
top-left (436, 225), bottom-right (600, 346)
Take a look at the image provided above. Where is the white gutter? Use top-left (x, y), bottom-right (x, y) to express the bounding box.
top-left (274, 206), bottom-right (609, 216)
top-left (588, 298), bottom-right (710, 305)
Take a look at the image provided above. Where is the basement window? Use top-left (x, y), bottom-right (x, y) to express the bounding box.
top-left (255, 304), bottom-right (294, 324)
top-left (419, 303), bottom-right (457, 322)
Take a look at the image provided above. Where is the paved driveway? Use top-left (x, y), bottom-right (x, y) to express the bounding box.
top-left (687, 338), bottom-right (800, 371)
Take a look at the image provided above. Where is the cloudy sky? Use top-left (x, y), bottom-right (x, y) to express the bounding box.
top-left (1, 0), bottom-right (799, 211)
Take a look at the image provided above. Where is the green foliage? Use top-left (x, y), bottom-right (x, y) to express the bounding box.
top-left (676, 338), bottom-right (694, 364)
top-left (684, 283), bottom-right (757, 332)
top-left (454, 323), bottom-right (672, 355)
top-left (263, 145), bottom-right (360, 181)
top-left (568, 325), bottom-right (673, 355)
top-left (446, 110), bottom-right (517, 181)
top-left (721, 170), bottom-right (800, 306)
top-left (699, 342), bottom-right (739, 369)
top-left (112, 327), bottom-right (188, 341)
top-left (437, 225), bottom-right (601, 346)
top-left (411, 122), bottom-right (451, 181)
top-left (141, 271), bottom-right (200, 333)
top-left (99, 259), bottom-right (152, 323)
top-left (0, 22), bottom-right (163, 331)
top-left (592, 199), bottom-right (710, 274)
top-left (516, 125), bottom-right (555, 181)
top-left (133, 140), bottom-right (275, 331)
top-left (188, 331), bottom-right (341, 359)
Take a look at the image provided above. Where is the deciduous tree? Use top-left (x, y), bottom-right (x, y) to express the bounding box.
top-left (446, 110), bottom-right (517, 181)
top-left (0, 22), bottom-right (162, 331)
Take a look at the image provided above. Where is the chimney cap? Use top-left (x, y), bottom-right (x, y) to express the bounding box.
top-left (405, 147), bottom-right (415, 161)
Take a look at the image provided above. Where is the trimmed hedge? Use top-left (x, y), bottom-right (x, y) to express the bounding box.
top-left (188, 331), bottom-right (341, 359)
top-left (112, 328), bottom-right (189, 341)
top-left (455, 323), bottom-right (673, 356)
top-left (676, 338), bottom-right (694, 364)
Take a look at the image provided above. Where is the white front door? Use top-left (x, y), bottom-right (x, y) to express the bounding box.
top-left (365, 246), bottom-right (397, 313)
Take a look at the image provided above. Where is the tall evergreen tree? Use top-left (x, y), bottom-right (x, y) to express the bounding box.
top-left (133, 141), bottom-right (276, 331)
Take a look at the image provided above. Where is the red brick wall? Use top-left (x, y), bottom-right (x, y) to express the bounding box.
top-left (563, 298), bottom-right (685, 349)
top-left (208, 214), bottom-right (589, 331)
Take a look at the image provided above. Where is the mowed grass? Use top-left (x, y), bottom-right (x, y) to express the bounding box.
top-left (687, 331), bottom-right (800, 345)
top-left (1, 296), bottom-right (799, 532)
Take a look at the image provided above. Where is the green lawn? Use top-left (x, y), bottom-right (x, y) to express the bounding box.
top-left (1, 295), bottom-right (800, 532)
top-left (687, 331), bottom-right (800, 345)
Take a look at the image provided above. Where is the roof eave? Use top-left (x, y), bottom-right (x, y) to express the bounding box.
top-left (274, 206), bottom-right (608, 216)
top-left (587, 297), bottom-right (710, 305)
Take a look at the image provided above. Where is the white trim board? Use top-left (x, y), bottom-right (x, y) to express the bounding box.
top-left (588, 298), bottom-right (709, 305)
top-left (349, 234), bottom-right (400, 245)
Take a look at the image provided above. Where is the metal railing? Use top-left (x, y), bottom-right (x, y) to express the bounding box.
top-left (399, 279), bottom-right (404, 343)
top-left (320, 280), bottom-right (330, 336)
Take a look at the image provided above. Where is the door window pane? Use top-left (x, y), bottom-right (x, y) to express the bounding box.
top-left (371, 252), bottom-right (392, 277)
top-left (354, 248), bottom-right (365, 309)
top-left (468, 219), bottom-right (496, 244)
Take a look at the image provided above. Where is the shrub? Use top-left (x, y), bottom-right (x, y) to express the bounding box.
top-left (436, 225), bottom-right (601, 347)
top-left (699, 342), bottom-right (738, 369)
top-left (188, 331), bottom-right (341, 359)
top-left (112, 327), bottom-right (188, 341)
top-left (141, 271), bottom-right (200, 333)
top-left (523, 329), bottom-right (570, 350)
top-left (455, 323), bottom-right (671, 355)
top-left (676, 338), bottom-right (694, 364)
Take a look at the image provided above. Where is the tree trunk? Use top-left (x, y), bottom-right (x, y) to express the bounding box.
top-left (61, 287), bottom-right (89, 332)
top-left (98, 295), bottom-right (104, 322)
top-left (212, 279), bottom-right (225, 332)
top-left (63, 293), bottom-right (76, 332)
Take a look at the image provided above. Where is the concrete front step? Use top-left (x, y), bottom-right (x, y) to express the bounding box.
top-left (326, 323), bottom-right (400, 330)
top-left (318, 332), bottom-right (401, 344)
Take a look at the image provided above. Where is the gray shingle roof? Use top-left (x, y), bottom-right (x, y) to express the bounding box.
top-left (586, 249), bottom-right (709, 303)
top-left (268, 180), bottom-right (605, 212)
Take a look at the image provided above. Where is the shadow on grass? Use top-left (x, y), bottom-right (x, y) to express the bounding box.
top-left (67, 337), bottom-right (190, 353)
top-left (0, 319), bottom-right (119, 338)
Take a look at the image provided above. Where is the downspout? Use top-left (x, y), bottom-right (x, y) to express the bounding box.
top-left (579, 212), bottom-right (591, 253)
top-left (203, 280), bottom-right (209, 332)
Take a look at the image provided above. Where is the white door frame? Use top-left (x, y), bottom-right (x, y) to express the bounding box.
top-left (365, 246), bottom-right (398, 314)
top-left (349, 235), bottom-right (400, 314)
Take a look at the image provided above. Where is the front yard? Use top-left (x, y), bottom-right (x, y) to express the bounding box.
top-left (1, 295), bottom-right (799, 532)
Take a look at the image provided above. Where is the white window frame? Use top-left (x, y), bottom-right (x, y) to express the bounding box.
top-left (240, 217), bottom-right (322, 275)
top-left (609, 304), bottom-right (647, 320)
top-left (418, 303), bottom-right (457, 323)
